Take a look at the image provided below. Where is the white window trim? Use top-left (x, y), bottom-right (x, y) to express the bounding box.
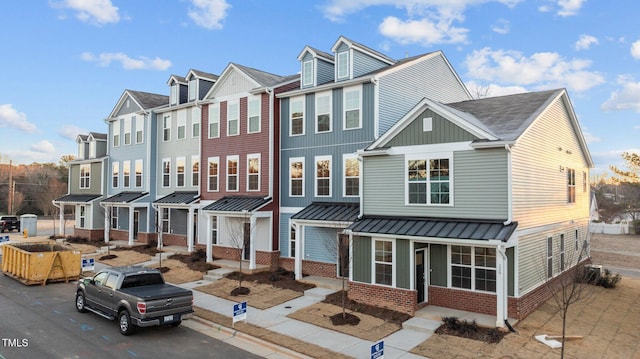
top-left (191, 155), bottom-right (199, 187)
top-left (404, 152), bottom-right (453, 207)
top-left (547, 236), bottom-right (553, 279)
top-left (161, 207), bottom-right (170, 233)
top-left (176, 156), bottom-right (186, 187)
top-left (80, 164), bottom-right (90, 189)
top-left (162, 158), bottom-right (171, 188)
top-left (372, 238), bottom-right (395, 287)
top-left (226, 155), bottom-right (239, 192)
top-left (177, 111), bottom-right (187, 140)
top-left (302, 59), bottom-right (314, 86)
top-left (123, 117), bottom-right (131, 145)
top-left (123, 160), bottom-right (131, 188)
top-left (314, 155), bottom-right (332, 197)
top-left (289, 219), bottom-right (296, 258)
top-left (191, 107), bottom-right (201, 138)
top-left (134, 159), bottom-right (143, 188)
top-left (79, 205), bottom-right (86, 228)
top-left (343, 86), bottom-right (362, 130)
top-left (112, 120), bottom-right (120, 147)
top-left (343, 153), bottom-right (359, 198)
top-left (289, 157), bottom-right (305, 197)
top-left (112, 162), bottom-right (119, 188)
top-left (289, 96), bottom-right (305, 136)
top-left (170, 84), bottom-right (179, 105)
top-left (337, 51), bottom-right (349, 80)
top-left (560, 234), bottom-right (566, 271)
top-left (211, 215), bottom-right (218, 245)
top-left (247, 96), bottom-right (261, 134)
top-left (163, 116), bottom-right (171, 142)
top-left (135, 116), bottom-right (144, 144)
top-left (247, 153), bottom-right (261, 192)
top-left (227, 100), bottom-right (239, 137)
top-left (208, 103), bottom-right (220, 138)
top-left (315, 91), bottom-right (332, 133)
top-left (207, 156), bottom-right (219, 192)
top-left (189, 78), bottom-right (197, 102)
top-left (448, 245), bottom-right (497, 293)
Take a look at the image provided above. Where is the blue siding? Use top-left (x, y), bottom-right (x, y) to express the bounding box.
top-left (279, 213), bottom-right (293, 258)
top-left (303, 226), bottom-right (338, 263)
top-left (352, 48), bottom-right (389, 78)
top-left (317, 58), bottom-right (334, 85)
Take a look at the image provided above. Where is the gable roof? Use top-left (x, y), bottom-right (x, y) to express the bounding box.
top-left (297, 45), bottom-right (335, 63)
top-left (331, 35), bottom-right (396, 65)
top-left (204, 62), bottom-right (292, 99)
top-left (108, 89), bottom-right (168, 119)
top-left (186, 69), bottom-right (219, 82)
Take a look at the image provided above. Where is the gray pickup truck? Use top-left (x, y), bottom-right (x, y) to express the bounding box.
top-left (75, 266), bottom-right (194, 335)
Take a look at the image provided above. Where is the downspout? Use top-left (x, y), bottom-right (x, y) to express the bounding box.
top-left (504, 144), bottom-right (513, 226)
top-left (357, 153), bottom-right (364, 219)
top-left (266, 88), bottom-right (274, 198)
top-left (52, 200), bottom-right (64, 236)
top-left (501, 144), bottom-right (516, 330)
top-left (152, 203), bottom-right (162, 250)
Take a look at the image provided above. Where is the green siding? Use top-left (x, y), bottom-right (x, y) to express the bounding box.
top-left (430, 244), bottom-right (447, 286)
top-left (353, 236), bottom-right (372, 283)
top-left (386, 109), bottom-right (478, 147)
top-left (396, 240), bottom-right (410, 289)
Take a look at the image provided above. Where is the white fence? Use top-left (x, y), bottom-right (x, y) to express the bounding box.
top-left (590, 221), bottom-right (629, 235)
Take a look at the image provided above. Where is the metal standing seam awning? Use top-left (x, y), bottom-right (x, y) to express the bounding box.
top-left (53, 194), bottom-right (102, 204)
top-left (154, 191), bottom-right (199, 206)
top-left (291, 202), bottom-right (360, 226)
top-left (101, 191), bottom-right (149, 205)
top-left (202, 196), bottom-right (272, 215)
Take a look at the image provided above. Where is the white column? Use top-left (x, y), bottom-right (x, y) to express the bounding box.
top-left (187, 207), bottom-right (195, 253)
top-left (58, 205), bottom-right (65, 235)
top-left (104, 206), bottom-right (110, 244)
top-left (294, 223), bottom-right (303, 280)
top-left (128, 208), bottom-right (134, 245)
top-left (249, 215), bottom-right (257, 270)
top-left (206, 213), bottom-right (212, 262)
top-left (495, 245), bottom-right (507, 328)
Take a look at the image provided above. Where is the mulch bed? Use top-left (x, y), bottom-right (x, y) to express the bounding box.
top-left (322, 291), bottom-right (412, 326)
top-left (226, 269), bottom-right (316, 293)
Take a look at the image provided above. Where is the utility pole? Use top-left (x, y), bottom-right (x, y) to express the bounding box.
top-left (8, 159), bottom-right (13, 214)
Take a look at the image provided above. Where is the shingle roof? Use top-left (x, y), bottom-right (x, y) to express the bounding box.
top-left (189, 69), bottom-right (219, 81)
top-left (127, 90), bottom-right (169, 109)
top-left (348, 216), bottom-right (517, 242)
top-left (202, 196), bottom-right (272, 212)
top-left (338, 35), bottom-right (396, 64)
top-left (154, 191), bottom-right (199, 205)
top-left (54, 194), bottom-right (102, 203)
top-left (102, 191), bottom-right (148, 203)
top-left (446, 89), bottom-right (561, 141)
top-left (232, 63), bottom-right (289, 88)
top-left (292, 202), bottom-right (360, 222)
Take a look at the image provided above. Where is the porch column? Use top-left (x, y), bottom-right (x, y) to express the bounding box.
top-left (294, 223), bottom-right (303, 280)
top-left (187, 207), bottom-right (195, 253)
top-left (128, 207), bottom-right (134, 245)
top-left (206, 213), bottom-right (213, 262)
top-left (58, 204), bottom-right (65, 235)
top-left (249, 215), bottom-right (257, 270)
top-left (495, 245), bottom-right (508, 328)
top-left (103, 206), bottom-right (110, 244)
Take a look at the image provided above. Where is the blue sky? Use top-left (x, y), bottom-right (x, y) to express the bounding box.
top-left (0, 0), bottom-right (638, 177)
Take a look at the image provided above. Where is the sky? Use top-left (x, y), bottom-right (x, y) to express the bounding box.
top-left (0, 0), bottom-right (639, 177)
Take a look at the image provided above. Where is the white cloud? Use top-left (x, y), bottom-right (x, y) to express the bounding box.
top-left (56, 0), bottom-right (120, 25)
top-left (465, 81), bottom-right (527, 98)
top-left (0, 104), bottom-right (37, 133)
top-left (464, 48), bottom-right (605, 93)
top-left (580, 126), bottom-right (601, 144)
top-left (491, 19), bottom-right (510, 35)
top-left (575, 34), bottom-right (598, 50)
top-left (81, 52), bottom-right (171, 71)
top-left (379, 16), bottom-right (469, 46)
top-left (601, 76), bottom-right (640, 112)
top-left (30, 140), bottom-right (56, 154)
top-left (60, 125), bottom-right (89, 140)
top-left (188, 0), bottom-right (230, 30)
top-left (630, 40), bottom-right (640, 60)
top-left (557, 0), bottom-right (586, 16)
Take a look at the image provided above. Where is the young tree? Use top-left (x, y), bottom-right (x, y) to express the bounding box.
top-left (609, 152), bottom-right (640, 232)
top-left (226, 211), bottom-right (253, 295)
top-left (323, 230), bottom-right (352, 320)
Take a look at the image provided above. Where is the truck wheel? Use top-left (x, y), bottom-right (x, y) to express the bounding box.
top-left (75, 292), bottom-right (87, 313)
top-left (168, 320), bottom-right (182, 328)
top-left (118, 310), bottom-right (136, 336)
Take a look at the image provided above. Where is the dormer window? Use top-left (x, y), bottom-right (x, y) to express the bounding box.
top-left (89, 141), bottom-right (96, 159)
top-left (188, 79), bottom-right (197, 101)
top-left (302, 60), bottom-right (313, 86)
top-left (170, 84), bottom-right (179, 105)
top-left (337, 51), bottom-right (349, 79)
top-left (78, 143), bottom-right (84, 159)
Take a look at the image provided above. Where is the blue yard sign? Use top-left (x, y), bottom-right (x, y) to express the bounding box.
top-left (233, 301), bottom-right (247, 324)
top-left (371, 340), bottom-right (384, 359)
top-left (0, 235), bottom-right (9, 243)
top-left (81, 258), bottom-right (95, 271)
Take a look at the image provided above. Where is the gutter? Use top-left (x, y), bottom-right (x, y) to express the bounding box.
top-left (504, 144), bottom-right (513, 226)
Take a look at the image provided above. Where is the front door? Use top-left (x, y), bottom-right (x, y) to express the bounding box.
top-left (415, 249), bottom-right (427, 303)
top-left (243, 222), bottom-right (250, 260)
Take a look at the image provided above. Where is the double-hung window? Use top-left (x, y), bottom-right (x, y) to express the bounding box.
top-left (248, 97), bottom-right (261, 133)
top-left (343, 154), bottom-right (359, 197)
top-left (124, 118), bottom-right (131, 145)
top-left (191, 107), bottom-right (200, 138)
top-left (162, 158), bottom-right (171, 187)
top-left (289, 222), bottom-right (296, 257)
top-left (207, 157), bottom-right (219, 192)
top-left (247, 154), bottom-right (260, 191)
top-left (374, 239), bottom-right (393, 286)
top-left (112, 162), bottom-right (119, 188)
top-left (302, 60), bottom-right (313, 86)
top-left (177, 111), bottom-right (186, 140)
top-left (188, 79), bottom-right (197, 101)
top-left (170, 84), bottom-right (179, 105)
top-left (290, 157), bottom-right (304, 197)
top-left (450, 246), bottom-right (496, 292)
top-left (191, 155), bottom-right (199, 187)
top-left (211, 216), bottom-right (218, 245)
top-left (567, 168), bottom-right (576, 203)
top-left (112, 121), bottom-right (120, 147)
top-left (176, 157), bottom-right (185, 187)
top-left (227, 100), bottom-right (239, 136)
top-left (161, 208), bottom-right (170, 233)
top-left (316, 92), bottom-right (331, 133)
top-left (315, 155), bottom-right (331, 197)
top-left (80, 164), bottom-right (90, 189)
top-left (290, 97), bottom-right (304, 136)
top-left (560, 234), bottom-right (565, 271)
top-left (135, 116), bottom-right (143, 144)
top-left (343, 86), bottom-right (361, 130)
top-left (547, 237), bottom-right (553, 279)
top-left (208, 104), bottom-right (220, 138)
top-left (79, 205), bottom-right (86, 228)
top-left (111, 207), bottom-right (118, 229)
top-left (407, 155), bottom-right (451, 205)
top-left (163, 116), bottom-right (171, 141)
top-left (123, 160), bottom-right (130, 188)
top-left (227, 155), bottom-right (238, 191)
top-left (135, 159), bottom-right (142, 187)
top-left (337, 51), bottom-right (349, 79)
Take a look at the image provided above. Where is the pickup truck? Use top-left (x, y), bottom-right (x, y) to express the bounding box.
top-left (75, 266), bottom-right (194, 335)
top-left (0, 216), bottom-right (20, 233)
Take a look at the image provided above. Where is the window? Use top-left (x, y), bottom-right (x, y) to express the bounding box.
top-left (79, 205), bottom-right (85, 228)
top-left (582, 171), bottom-right (587, 192)
top-left (135, 116), bottom-right (144, 144)
top-left (343, 87), bottom-right (361, 130)
top-left (89, 141), bottom-right (96, 158)
top-left (177, 111), bottom-right (186, 140)
top-left (124, 117), bottom-right (131, 145)
top-left (112, 162), bottom-right (119, 188)
top-left (316, 92), bottom-right (331, 133)
top-left (163, 116), bottom-right (171, 141)
top-left (161, 208), bottom-right (169, 233)
top-left (191, 155), bottom-right (199, 187)
top-left (289, 222), bottom-right (296, 257)
top-left (374, 239), bottom-right (393, 286)
top-left (176, 157), bottom-right (185, 187)
top-left (560, 234), bottom-right (565, 271)
top-left (575, 229), bottom-right (579, 251)
top-left (337, 51), bottom-right (349, 79)
top-left (248, 97), bottom-right (261, 133)
top-left (189, 79), bottom-right (197, 101)
top-left (111, 207), bottom-right (118, 229)
top-left (407, 156), bottom-right (451, 205)
top-left (123, 160), bottom-right (130, 188)
top-left (80, 164), bottom-right (90, 189)
top-left (451, 246), bottom-right (496, 292)
top-left (208, 157), bottom-right (219, 192)
top-left (162, 158), bottom-right (171, 187)
top-left (547, 237), bottom-right (553, 279)
top-left (113, 120), bottom-right (120, 147)
top-left (290, 97), bottom-right (304, 136)
top-left (192, 107), bottom-right (200, 138)
top-left (290, 157), bottom-right (304, 197)
top-left (170, 84), bottom-right (179, 105)
top-left (567, 168), bottom-right (576, 203)
top-left (208, 104), bottom-right (219, 138)
top-left (211, 216), bottom-right (218, 245)
top-left (315, 155), bottom-right (331, 197)
top-left (343, 154), bottom-right (359, 197)
top-left (78, 142), bottom-right (84, 159)
top-left (302, 60), bottom-right (313, 86)
top-left (227, 100), bottom-right (239, 136)
top-left (135, 159), bottom-right (142, 187)
top-left (247, 154), bottom-right (260, 191)
top-left (227, 155), bottom-right (238, 191)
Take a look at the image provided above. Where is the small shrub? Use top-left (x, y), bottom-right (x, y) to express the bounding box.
top-left (486, 328), bottom-right (503, 343)
top-left (190, 248), bottom-right (206, 262)
top-left (596, 268), bottom-right (621, 288)
top-left (459, 319), bottom-right (479, 336)
top-left (442, 316), bottom-right (461, 331)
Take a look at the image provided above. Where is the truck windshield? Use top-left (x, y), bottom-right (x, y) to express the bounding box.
top-left (121, 273), bottom-right (165, 288)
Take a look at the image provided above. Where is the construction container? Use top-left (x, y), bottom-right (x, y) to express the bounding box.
top-left (1, 242), bottom-right (81, 285)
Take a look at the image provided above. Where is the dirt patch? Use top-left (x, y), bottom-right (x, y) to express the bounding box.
top-left (196, 277), bottom-right (305, 310)
top-left (145, 258), bottom-right (204, 284)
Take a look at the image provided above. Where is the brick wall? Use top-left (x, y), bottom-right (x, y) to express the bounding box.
top-left (429, 286), bottom-right (498, 316)
top-left (109, 229), bottom-right (129, 241)
top-left (160, 233), bottom-right (186, 247)
top-left (348, 282), bottom-right (417, 315)
top-left (212, 245), bottom-right (280, 270)
top-left (73, 228), bottom-right (103, 242)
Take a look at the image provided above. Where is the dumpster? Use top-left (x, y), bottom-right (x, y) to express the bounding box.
top-left (1, 242), bottom-right (81, 285)
top-left (20, 214), bottom-right (37, 237)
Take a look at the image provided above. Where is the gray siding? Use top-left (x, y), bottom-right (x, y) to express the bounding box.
top-left (69, 162), bottom-right (103, 194)
top-left (396, 239), bottom-right (411, 289)
top-left (386, 109), bottom-right (478, 147)
top-left (352, 235), bottom-right (372, 283)
top-left (362, 148), bottom-right (509, 220)
top-left (303, 226), bottom-right (338, 263)
top-left (170, 208), bottom-right (188, 235)
top-left (115, 94), bottom-right (142, 117)
top-left (377, 54), bottom-right (471, 135)
top-left (352, 49), bottom-right (389, 78)
top-left (429, 244), bottom-right (447, 286)
top-left (317, 58), bottom-right (334, 85)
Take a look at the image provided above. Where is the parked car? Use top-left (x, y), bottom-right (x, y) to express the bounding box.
top-left (0, 216), bottom-right (19, 233)
top-left (75, 266), bottom-right (194, 335)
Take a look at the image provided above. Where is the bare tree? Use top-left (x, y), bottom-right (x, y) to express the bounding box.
top-left (323, 230), bottom-right (352, 319)
top-left (225, 211), bottom-right (254, 295)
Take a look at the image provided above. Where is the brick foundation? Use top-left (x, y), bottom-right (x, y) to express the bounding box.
top-left (72, 228), bottom-right (103, 242)
top-left (275, 258), bottom-right (337, 278)
top-left (212, 245), bottom-right (280, 269)
top-left (348, 281), bottom-right (417, 315)
top-left (160, 233), bottom-right (187, 247)
top-left (429, 286), bottom-right (498, 316)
